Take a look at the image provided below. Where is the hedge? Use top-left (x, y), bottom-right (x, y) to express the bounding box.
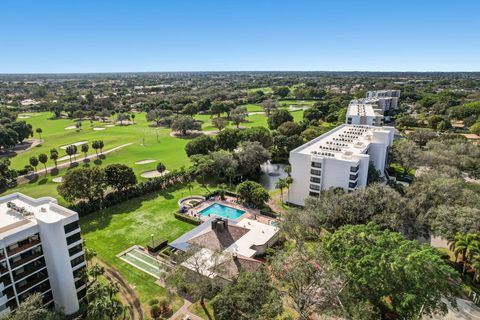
top-left (70, 168), bottom-right (195, 216)
top-left (173, 212), bottom-right (202, 225)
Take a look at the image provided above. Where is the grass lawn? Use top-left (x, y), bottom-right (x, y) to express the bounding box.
top-left (80, 182), bottom-right (210, 316)
top-left (188, 300), bottom-right (216, 320)
top-left (7, 112), bottom-right (192, 172)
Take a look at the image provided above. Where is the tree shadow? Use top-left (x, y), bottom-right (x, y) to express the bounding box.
top-left (50, 168), bottom-right (59, 176)
top-left (27, 174), bottom-right (39, 184)
top-left (99, 154), bottom-right (106, 160)
top-left (93, 159), bottom-right (102, 165)
top-left (38, 178), bottom-right (48, 185)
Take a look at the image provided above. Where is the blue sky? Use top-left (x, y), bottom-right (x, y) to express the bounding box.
top-left (0, 0), bottom-right (479, 73)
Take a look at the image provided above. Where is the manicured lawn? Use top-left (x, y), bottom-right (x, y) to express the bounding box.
top-left (8, 112), bottom-right (191, 172)
top-left (80, 182), bottom-right (210, 315)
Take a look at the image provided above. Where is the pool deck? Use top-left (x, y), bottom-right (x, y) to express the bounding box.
top-left (183, 195), bottom-right (276, 225)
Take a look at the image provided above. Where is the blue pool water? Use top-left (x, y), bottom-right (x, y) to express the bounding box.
top-left (198, 203), bottom-right (245, 220)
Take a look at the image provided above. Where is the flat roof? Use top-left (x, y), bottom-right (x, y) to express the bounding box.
top-left (0, 193), bottom-right (77, 240)
top-left (291, 124), bottom-right (393, 160)
top-left (347, 101), bottom-right (377, 117)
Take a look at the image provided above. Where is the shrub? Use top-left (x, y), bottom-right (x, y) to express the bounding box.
top-left (173, 212), bottom-right (202, 225)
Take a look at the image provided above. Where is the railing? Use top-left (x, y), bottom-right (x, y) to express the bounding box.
top-left (16, 274), bottom-right (48, 295)
top-left (10, 252), bottom-right (43, 269)
top-left (7, 239), bottom-right (41, 256)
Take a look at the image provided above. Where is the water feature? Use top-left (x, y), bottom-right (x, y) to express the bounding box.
top-left (259, 161), bottom-right (288, 191)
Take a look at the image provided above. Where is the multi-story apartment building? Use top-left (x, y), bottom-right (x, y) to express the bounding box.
top-left (288, 124), bottom-right (395, 206)
top-left (346, 100), bottom-right (384, 126)
top-left (365, 90), bottom-right (401, 120)
top-left (0, 193), bottom-right (86, 316)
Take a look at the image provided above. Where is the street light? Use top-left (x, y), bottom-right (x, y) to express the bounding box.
top-left (151, 234), bottom-right (154, 249)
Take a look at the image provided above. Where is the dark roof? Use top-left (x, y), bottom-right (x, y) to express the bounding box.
top-left (216, 255), bottom-right (262, 280)
top-left (187, 225), bottom-right (250, 252)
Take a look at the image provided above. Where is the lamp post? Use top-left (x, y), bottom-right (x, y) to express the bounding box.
top-left (150, 234), bottom-right (154, 249)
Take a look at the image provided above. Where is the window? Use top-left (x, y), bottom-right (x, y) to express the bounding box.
top-left (310, 184), bottom-right (320, 191)
top-left (64, 221), bottom-right (79, 234)
top-left (309, 192), bottom-right (319, 197)
top-left (310, 169), bottom-right (321, 176)
top-left (310, 177), bottom-right (321, 183)
top-left (349, 173), bottom-right (358, 181)
top-left (66, 233), bottom-right (82, 246)
top-left (68, 244), bottom-right (83, 257)
top-left (73, 266), bottom-right (86, 280)
top-left (77, 287), bottom-right (87, 300)
top-left (350, 165), bottom-right (359, 173)
top-left (349, 182), bottom-right (357, 189)
top-left (347, 117), bottom-right (352, 124)
top-left (311, 162), bottom-right (322, 168)
top-left (71, 256), bottom-right (85, 268)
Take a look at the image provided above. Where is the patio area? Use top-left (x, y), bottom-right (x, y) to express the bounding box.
top-left (180, 194), bottom-right (277, 226)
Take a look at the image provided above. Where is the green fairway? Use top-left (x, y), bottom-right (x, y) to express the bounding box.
top-left (8, 112), bottom-right (192, 172)
top-left (80, 182), bottom-right (208, 313)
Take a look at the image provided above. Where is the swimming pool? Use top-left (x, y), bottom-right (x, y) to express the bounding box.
top-left (198, 203), bottom-right (245, 220)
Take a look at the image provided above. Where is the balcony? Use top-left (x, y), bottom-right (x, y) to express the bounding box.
top-left (64, 221), bottom-right (80, 235)
top-left (16, 274), bottom-right (49, 295)
top-left (68, 244), bottom-right (84, 257)
top-left (6, 239), bottom-right (41, 257)
top-left (10, 251), bottom-right (43, 270)
top-left (310, 177), bottom-right (321, 184)
top-left (348, 181), bottom-right (358, 189)
top-left (13, 261), bottom-right (46, 283)
top-left (309, 184), bottom-right (320, 191)
top-left (71, 256), bottom-right (85, 268)
top-left (310, 169), bottom-right (321, 176)
top-left (350, 165), bottom-right (360, 173)
top-left (311, 161), bottom-right (322, 168)
top-left (349, 173), bottom-right (358, 181)
top-left (66, 233), bottom-right (82, 246)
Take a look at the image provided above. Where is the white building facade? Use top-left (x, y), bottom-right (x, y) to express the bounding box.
top-left (0, 193), bottom-right (86, 316)
top-left (346, 100), bottom-right (384, 126)
top-left (288, 124), bottom-right (395, 206)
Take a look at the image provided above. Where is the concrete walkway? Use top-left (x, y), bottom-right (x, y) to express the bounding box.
top-left (16, 142), bottom-right (133, 184)
top-left (169, 299), bottom-right (204, 320)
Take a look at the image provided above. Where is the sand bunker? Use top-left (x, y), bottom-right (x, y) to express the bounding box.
top-left (105, 124), bottom-right (115, 127)
top-left (60, 141), bottom-right (88, 149)
top-left (135, 159), bottom-right (156, 165)
top-left (140, 170), bottom-right (170, 178)
top-left (18, 115), bottom-right (31, 119)
top-left (65, 125), bottom-right (77, 130)
top-left (52, 177), bottom-right (64, 183)
top-left (93, 127), bottom-right (105, 131)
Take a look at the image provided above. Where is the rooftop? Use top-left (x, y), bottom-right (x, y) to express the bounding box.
top-left (171, 217), bottom-right (278, 258)
top-left (291, 124), bottom-right (393, 160)
top-left (347, 101), bottom-right (377, 117)
top-left (0, 193), bottom-right (77, 240)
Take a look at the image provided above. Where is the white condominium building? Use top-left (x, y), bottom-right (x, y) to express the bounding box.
top-left (346, 100), bottom-right (384, 126)
top-left (288, 124), bottom-right (394, 206)
top-left (0, 193), bottom-right (86, 316)
top-left (366, 90), bottom-right (401, 111)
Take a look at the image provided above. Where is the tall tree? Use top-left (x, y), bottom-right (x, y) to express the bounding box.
top-left (49, 148), bottom-right (59, 168)
top-left (212, 268), bottom-right (283, 320)
top-left (29, 156), bottom-right (39, 172)
top-left (104, 164), bottom-right (137, 191)
top-left (38, 153), bottom-right (48, 175)
top-left (323, 223), bottom-right (459, 319)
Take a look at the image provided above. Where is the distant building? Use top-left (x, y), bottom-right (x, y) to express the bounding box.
top-left (365, 90), bottom-right (401, 121)
top-left (288, 124), bottom-right (395, 206)
top-left (0, 193), bottom-right (85, 316)
top-left (346, 100), bottom-right (384, 126)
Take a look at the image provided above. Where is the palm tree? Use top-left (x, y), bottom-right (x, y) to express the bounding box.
top-left (29, 156), bottom-right (39, 172)
top-left (38, 153), bottom-right (48, 175)
top-left (187, 183), bottom-right (194, 196)
top-left (89, 263), bottom-right (105, 284)
top-left (66, 145), bottom-right (75, 164)
top-left (49, 148), bottom-right (58, 168)
top-left (471, 256), bottom-right (480, 283)
top-left (92, 141), bottom-right (99, 158)
top-left (35, 128), bottom-right (43, 139)
top-left (450, 234), bottom-right (480, 275)
top-left (81, 143), bottom-right (89, 160)
top-left (275, 178), bottom-right (288, 203)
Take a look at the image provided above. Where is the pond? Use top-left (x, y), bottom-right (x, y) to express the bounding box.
top-left (259, 161), bottom-right (288, 191)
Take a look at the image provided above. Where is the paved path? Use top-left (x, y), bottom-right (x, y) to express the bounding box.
top-left (16, 142), bottom-right (133, 184)
top-left (169, 299), bottom-right (204, 320)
